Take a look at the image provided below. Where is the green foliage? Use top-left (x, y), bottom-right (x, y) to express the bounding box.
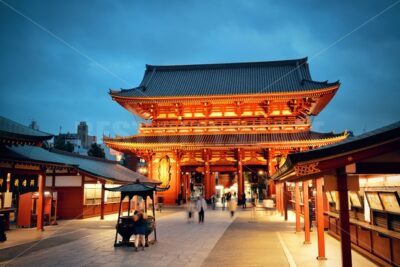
top-left (88, 143), bottom-right (105, 158)
top-left (54, 138), bottom-right (74, 152)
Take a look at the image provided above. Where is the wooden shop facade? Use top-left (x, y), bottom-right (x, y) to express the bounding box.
top-left (273, 121), bottom-right (400, 267)
top-left (0, 116), bottom-right (154, 231)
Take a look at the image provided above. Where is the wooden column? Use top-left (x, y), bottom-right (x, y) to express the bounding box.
top-left (100, 181), bottom-right (105, 220)
top-left (210, 173), bottom-right (216, 197)
top-left (176, 160), bottom-right (181, 203)
top-left (295, 182), bottom-right (301, 232)
top-left (51, 169), bottom-right (57, 225)
top-left (182, 174), bottom-right (187, 201)
top-left (303, 180), bottom-right (311, 244)
top-left (203, 149), bottom-right (211, 200)
top-left (276, 183), bottom-right (280, 214)
top-left (337, 170), bottom-right (352, 267)
top-left (186, 173), bottom-right (191, 200)
top-left (283, 182), bottom-right (288, 221)
top-left (37, 172), bottom-right (45, 231)
top-left (147, 154), bottom-right (153, 180)
top-left (81, 175), bottom-right (85, 219)
top-left (316, 177), bottom-right (326, 260)
top-left (205, 163), bottom-right (210, 199)
top-left (280, 183), bottom-right (284, 216)
top-left (237, 149), bottom-right (244, 204)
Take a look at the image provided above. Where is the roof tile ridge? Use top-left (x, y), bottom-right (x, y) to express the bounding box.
top-left (0, 116), bottom-right (54, 137)
top-left (144, 57), bottom-right (308, 71)
top-left (50, 148), bottom-right (119, 164)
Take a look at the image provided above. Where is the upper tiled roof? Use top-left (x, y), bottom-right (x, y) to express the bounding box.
top-left (110, 58), bottom-right (339, 98)
top-left (105, 131), bottom-right (347, 146)
top-left (0, 116), bottom-right (53, 144)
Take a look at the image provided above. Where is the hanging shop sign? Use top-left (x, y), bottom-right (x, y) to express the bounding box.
top-left (10, 174), bottom-right (39, 194)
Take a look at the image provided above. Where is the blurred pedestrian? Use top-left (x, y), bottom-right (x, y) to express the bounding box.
top-left (241, 192), bottom-right (246, 208)
top-left (196, 196), bottom-right (207, 223)
top-left (186, 198), bottom-right (195, 223)
top-left (221, 195), bottom-right (226, 210)
top-left (228, 199), bottom-right (237, 217)
top-left (211, 194), bottom-right (216, 210)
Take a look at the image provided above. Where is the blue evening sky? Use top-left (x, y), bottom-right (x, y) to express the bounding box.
top-left (0, 0), bottom-right (399, 141)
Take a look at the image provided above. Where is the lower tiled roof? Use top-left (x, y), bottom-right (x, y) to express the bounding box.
top-left (105, 131), bottom-right (347, 146)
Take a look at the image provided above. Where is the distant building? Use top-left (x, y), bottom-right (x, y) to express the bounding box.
top-left (29, 120), bottom-right (39, 130)
top-left (54, 121), bottom-right (96, 155)
top-left (77, 122), bottom-right (96, 149)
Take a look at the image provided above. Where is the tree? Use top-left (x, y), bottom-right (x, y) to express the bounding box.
top-left (88, 143), bottom-right (105, 158)
top-left (54, 138), bottom-right (74, 152)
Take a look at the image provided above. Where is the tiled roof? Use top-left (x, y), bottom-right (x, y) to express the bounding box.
top-left (0, 116), bottom-right (53, 144)
top-left (105, 131), bottom-right (347, 146)
top-left (110, 58), bottom-right (339, 97)
top-left (0, 145), bottom-right (158, 184)
top-left (50, 149), bottom-right (159, 183)
top-left (272, 121), bottom-right (400, 180)
top-left (0, 145), bottom-right (73, 166)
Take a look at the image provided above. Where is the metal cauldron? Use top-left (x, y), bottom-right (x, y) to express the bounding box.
top-left (116, 216), bottom-right (135, 245)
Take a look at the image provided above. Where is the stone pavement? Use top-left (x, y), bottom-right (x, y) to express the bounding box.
top-left (0, 207), bottom-right (377, 267)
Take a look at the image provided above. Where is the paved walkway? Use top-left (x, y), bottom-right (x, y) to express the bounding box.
top-left (0, 208), bottom-right (377, 267)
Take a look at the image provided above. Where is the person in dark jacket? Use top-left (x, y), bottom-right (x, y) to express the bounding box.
top-left (133, 211), bottom-right (146, 251)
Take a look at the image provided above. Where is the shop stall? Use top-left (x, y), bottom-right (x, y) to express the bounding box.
top-left (273, 121), bottom-right (400, 267)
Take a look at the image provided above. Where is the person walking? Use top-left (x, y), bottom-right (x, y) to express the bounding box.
top-left (196, 196), bottom-right (207, 223)
top-left (211, 194), bottom-right (216, 210)
top-left (228, 198), bottom-right (237, 217)
top-left (221, 195), bottom-right (226, 210)
top-left (186, 198), bottom-right (195, 223)
top-left (241, 192), bottom-right (246, 208)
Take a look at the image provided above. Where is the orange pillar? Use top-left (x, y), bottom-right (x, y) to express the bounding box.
top-left (337, 170), bottom-right (352, 267)
top-left (210, 173), bottom-right (216, 197)
top-left (303, 180), bottom-right (311, 244)
top-left (176, 160), bottom-right (181, 203)
top-left (205, 161), bottom-right (211, 200)
top-left (277, 183), bottom-right (281, 214)
top-left (283, 182), bottom-right (288, 221)
top-left (186, 173), bottom-right (191, 200)
top-left (275, 183), bottom-right (280, 213)
top-left (282, 183), bottom-right (285, 216)
top-left (295, 182), bottom-right (301, 232)
top-left (147, 156), bottom-right (153, 180)
top-left (237, 153), bottom-right (244, 204)
top-left (316, 178), bottom-right (326, 260)
top-left (37, 173), bottom-right (45, 231)
top-left (100, 181), bottom-right (105, 220)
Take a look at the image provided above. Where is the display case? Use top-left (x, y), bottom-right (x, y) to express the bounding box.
top-left (349, 191), bottom-right (364, 221)
top-left (365, 191), bottom-right (400, 232)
